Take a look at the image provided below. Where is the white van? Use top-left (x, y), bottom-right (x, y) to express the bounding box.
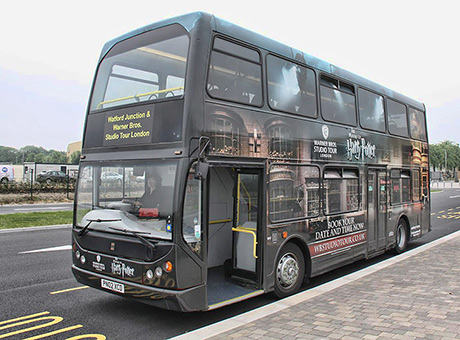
top-left (0, 165), bottom-right (14, 184)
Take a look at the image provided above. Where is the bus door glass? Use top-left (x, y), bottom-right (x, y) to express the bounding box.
top-left (367, 168), bottom-right (387, 253)
top-left (233, 172), bottom-right (260, 278)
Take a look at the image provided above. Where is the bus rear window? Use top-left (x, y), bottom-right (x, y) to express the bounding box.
top-left (90, 25), bottom-right (189, 111)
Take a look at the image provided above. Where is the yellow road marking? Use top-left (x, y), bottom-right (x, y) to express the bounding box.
top-left (24, 325), bottom-right (83, 340)
top-left (67, 335), bottom-right (107, 340)
top-left (0, 316), bottom-right (63, 339)
top-left (0, 312), bottom-right (49, 326)
top-left (50, 286), bottom-right (89, 295)
top-left (0, 312), bottom-right (105, 340)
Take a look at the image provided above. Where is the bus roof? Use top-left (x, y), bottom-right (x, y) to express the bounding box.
top-left (100, 11), bottom-right (424, 111)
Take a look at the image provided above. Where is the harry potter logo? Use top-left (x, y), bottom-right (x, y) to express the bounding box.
top-left (111, 259), bottom-right (135, 278)
top-left (346, 137), bottom-right (376, 161)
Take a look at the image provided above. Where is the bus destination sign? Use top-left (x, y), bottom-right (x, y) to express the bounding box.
top-left (103, 107), bottom-right (154, 146)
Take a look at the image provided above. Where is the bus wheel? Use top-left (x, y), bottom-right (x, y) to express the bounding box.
top-left (274, 243), bottom-right (304, 298)
top-left (395, 219), bottom-right (408, 254)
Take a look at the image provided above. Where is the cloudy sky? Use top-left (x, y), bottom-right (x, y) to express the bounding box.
top-left (1, 0), bottom-right (458, 151)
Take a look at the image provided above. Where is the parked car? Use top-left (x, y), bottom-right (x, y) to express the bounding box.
top-left (36, 170), bottom-right (67, 184)
top-left (101, 171), bottom-right (123, 183)
top-left (0, 165), bottom-right (14, 184)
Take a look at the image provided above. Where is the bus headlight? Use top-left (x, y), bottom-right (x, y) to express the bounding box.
top-left (75, 250), bottom-right (81, 260)
top-left (146, 269), bottom-right (154, 280)
top-left (154, 267), bottom-right (163, 277)
top-left (80, 255), bottom-right (86, 265)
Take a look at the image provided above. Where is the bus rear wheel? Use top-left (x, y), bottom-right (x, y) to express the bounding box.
top-left (395, 219), bottom-right (408, 254)
top-left (274, 243), bottom-right (304, 298)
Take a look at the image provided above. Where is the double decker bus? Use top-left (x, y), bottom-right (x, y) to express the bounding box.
top-left (72, 12), bottom-right (430, 312)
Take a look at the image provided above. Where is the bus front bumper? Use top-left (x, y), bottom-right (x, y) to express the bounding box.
top-left (72, 265), bottom-right (206, 312)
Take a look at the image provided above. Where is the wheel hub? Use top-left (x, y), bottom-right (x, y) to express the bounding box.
top-left (277, 253), bottom-right (299, 288)
top-left (397, 224), bottom-right (407, 248)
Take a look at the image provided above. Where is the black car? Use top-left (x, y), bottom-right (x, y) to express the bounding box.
top-left (36, 171), bottom-right (67, 184)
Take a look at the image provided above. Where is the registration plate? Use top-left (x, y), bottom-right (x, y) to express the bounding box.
top-left (101, 279), bottom-right (125, 294)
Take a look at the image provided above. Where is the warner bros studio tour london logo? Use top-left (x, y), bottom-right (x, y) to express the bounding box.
top-left (322, 125), bottom-right (329, 140)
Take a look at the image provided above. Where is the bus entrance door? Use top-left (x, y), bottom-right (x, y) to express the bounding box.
top-left (206, 167), bottom-right (263, 310)
top-left (367, 168), bottom-right (387, 254)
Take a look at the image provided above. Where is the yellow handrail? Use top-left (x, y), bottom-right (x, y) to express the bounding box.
top-left (209, 219), bottom-right (232, 225)
top-left (232, 227), bottom-right (258, 259)
top-left (97, 86), bottom-right (184, 109)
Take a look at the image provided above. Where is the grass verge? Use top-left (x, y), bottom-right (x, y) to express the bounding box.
top-left (0, 211), bottom-right (73, 230)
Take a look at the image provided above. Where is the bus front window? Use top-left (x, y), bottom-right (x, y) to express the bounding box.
top-left (90, 24), bottom-right (189, 111)
top-left (75, 161), bottom-right (177, 240)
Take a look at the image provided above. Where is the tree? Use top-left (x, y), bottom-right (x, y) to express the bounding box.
top-left (429, 144), bottom-right (443, 171)
top-left (34, 153), bottom-right (46, 163)
top-left (0, 146), bottom-right (19, 164)
top-left (70, 151), bottom-right (81, 165)
top-left (46, 150), bottom-right (68, 164)
top-left (430, 140), bottom-right (460, 174)
top-left (0, 145), bottom-right (70, 165)
top-left (21, 146), bottom-right (48, 163)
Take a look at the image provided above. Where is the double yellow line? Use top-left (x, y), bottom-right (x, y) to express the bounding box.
top-left (0, 311), bottom-right (105, 340)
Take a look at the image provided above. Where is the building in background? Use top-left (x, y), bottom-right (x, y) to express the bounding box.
top-left (67, 141), bottom-right (82, 161)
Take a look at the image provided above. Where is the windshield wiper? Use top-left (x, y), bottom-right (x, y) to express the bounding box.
top-left (108, 227), bottom-right (157, 252)
top-left (75, 218), bottom-right (122, 237)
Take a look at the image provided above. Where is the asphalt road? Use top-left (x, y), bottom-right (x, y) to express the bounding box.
top-left (0, 188), bottom-right (458, 339)
top-left (0, 203), bottom-right (73, 214)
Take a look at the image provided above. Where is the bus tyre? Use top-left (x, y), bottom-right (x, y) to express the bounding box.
top-left (395, 219), bottom-right (408, 254)
top-left (274, 243), bottom-right (304, 298)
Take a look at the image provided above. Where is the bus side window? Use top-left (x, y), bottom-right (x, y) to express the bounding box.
top-left (409, 108), bottom-right (427, 141)
top-left (358, 88), bottom-right (385, 132)
top-left (390, 169), bottom-right (411, 205)
top-left (320, 75), bottom-right (356, 126)
top-left (268, 164), bottom-right (320, 222)
top-left (207, 37), bottom-right (262, 106)
top-left (267, 55), bottom-right (317, 118)
top-left (323, 167), bottom-right (359, 215)
top-left (387, 99), bottom-right (409, 137)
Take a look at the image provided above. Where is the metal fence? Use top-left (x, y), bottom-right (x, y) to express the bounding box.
top-left (0, 171), bottom-right (76, 202)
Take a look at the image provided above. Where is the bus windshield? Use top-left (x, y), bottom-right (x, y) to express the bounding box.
top-left (75, 160), bottom-right (177, 240)
top-left (90, 24), bottom-right (189, 111)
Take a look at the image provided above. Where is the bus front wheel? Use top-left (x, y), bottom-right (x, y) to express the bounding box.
top-left (395, 219), bottom-right (408, 254)
top-left (274, 243), bottom-right (304, 298)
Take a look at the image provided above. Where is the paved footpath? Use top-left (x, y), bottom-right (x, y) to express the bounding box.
top-left (175, 231), bottom-right (460, 340)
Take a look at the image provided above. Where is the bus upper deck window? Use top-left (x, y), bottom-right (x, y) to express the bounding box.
top-left (387, 99), bottom-right (409, 137)
top-left (90, 25), bottom-right (189, 112)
